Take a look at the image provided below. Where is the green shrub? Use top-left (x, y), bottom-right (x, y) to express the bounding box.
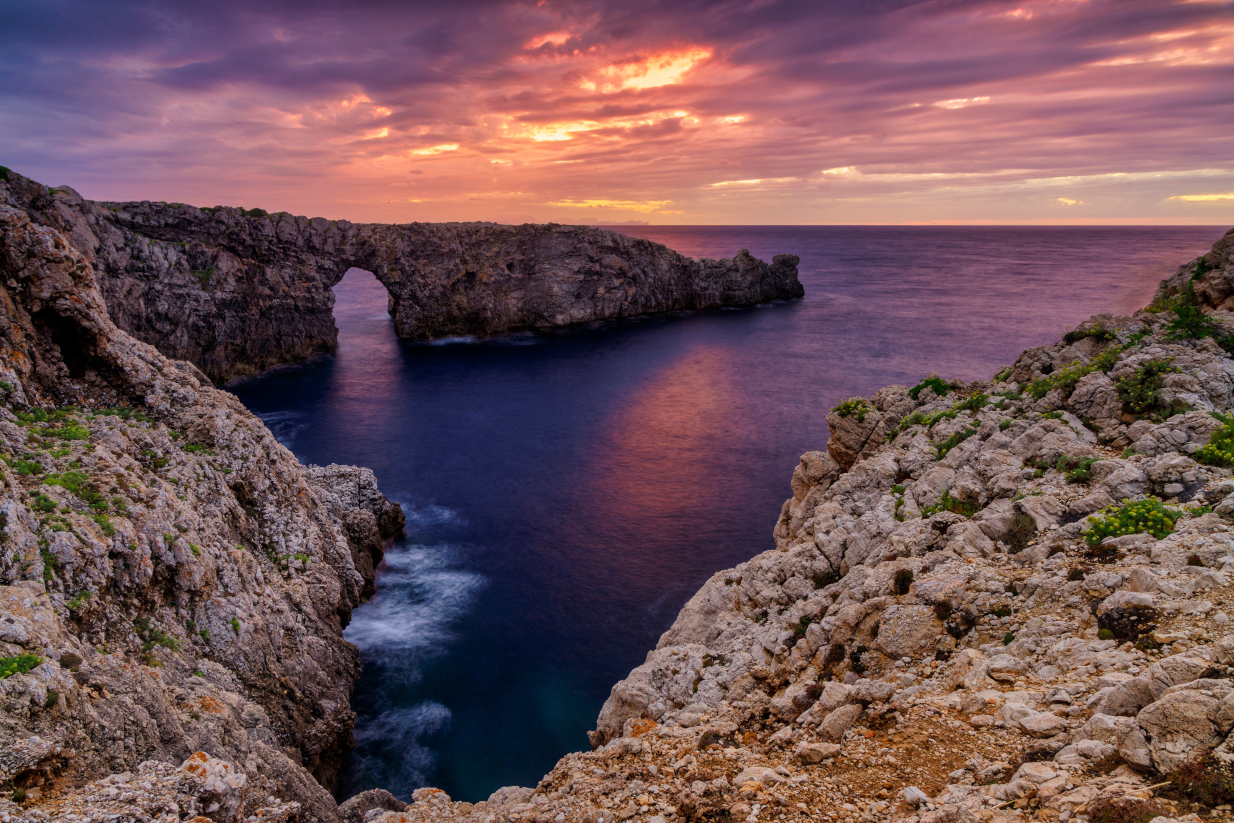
top-left (91, 514), bottom-right (115, 537)
top-left (0, 653), bottom-right (42, 678)
top-left (1116, 359), bottom-right (1187, 420)
top-left (831, 397), bottom-right (871, 422)
top-left (1063, 324), bottom-right (1117, 345)
top-left (1002, 632), bottom-right (1015, 645)
top-left (935, 424), bottom-right (979, 458)
top-left (3, 456), bottom-right (43, 475)
top-left (998, 418), bottom-right (1012, 431)
top-left (1085, 498), bottom-right (1182, 547)
top-left (1097, 628), bottom-right (1114, 640)
top-left (908, 377), bottom-right (951, 400)
top-left (922, 490), bottom-right (978, 518)
top-left (1163, 757), bottom-right (1234, 808)
top-left (1004, 512), bottom-right (1035, 552)
top-left (1057, 455), bottom-right (1102, 484)
top-left (955, 392), bottom-right (988, 413)
top-left (0, 166), bottom-right (10, 182)
top-left (813, 570), bottom-right (837, 590)
top-left (191, 266), bottom-right (216, 290)
top-left (891, 484), bottom-right (905, 495)
top-left (45, 471), bottom-right (104, 506)
top-left (1163, 278), bottom-right (1234, 355)
top-left (93, 406), bottom-right (150, 424)
top-left (230, 617), bottom-right (241, 634)
top-left (66, 590), bottom-right (90, 612)
top-left (793, 615), bottom-right (814, 637)
top-left (1027, 345), bottom-right (1126, 400)
top-left (1195, 412), bottom-right (1234, 467)
top-left (992, 366), bottom-right (1012, 382)
top-left (241, 207), bottom-right (268, 218)
top-left (134, 617), bottom-right (180, 653)
top-left (183, 442), bottom-right (213, 454)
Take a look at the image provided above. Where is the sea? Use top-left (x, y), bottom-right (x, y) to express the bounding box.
top-left (227, 225), bottom-right (1226, 803)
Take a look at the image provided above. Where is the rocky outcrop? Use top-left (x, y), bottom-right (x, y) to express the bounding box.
top-left (0, 183), bottom-right (402, 820)
top-left (364, 229), bottom-right (1234, 823)
top-left (1, 171), bottom-right (803, 384)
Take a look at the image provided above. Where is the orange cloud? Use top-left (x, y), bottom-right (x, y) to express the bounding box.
top-left (580, 47), bottom-right (712, 93)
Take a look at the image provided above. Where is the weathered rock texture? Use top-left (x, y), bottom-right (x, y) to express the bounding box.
top-left (360, 232), bottom-right (1234, 823)
top-left (1, 171), bottom-right (803, 384)
top-left (0, 175), bottom-right (403, 822)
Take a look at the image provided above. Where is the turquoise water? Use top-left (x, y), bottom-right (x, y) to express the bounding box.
top-left (228, 225), bottom-right (1224, 802)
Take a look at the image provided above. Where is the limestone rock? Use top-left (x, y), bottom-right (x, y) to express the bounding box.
top-left (817, 704), bottom-right (863, 742)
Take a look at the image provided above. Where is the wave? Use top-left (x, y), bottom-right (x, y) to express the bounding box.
top-left (343, 542), bottom-right (484, 665)
top-left (345, 702), bottom-right (452, 800)
top-left (256, 409), bottom-right (307, 448)
top-left (426, 335), bottom-right (478, 346)
top-left (394, 499), bottom-right (461, 530)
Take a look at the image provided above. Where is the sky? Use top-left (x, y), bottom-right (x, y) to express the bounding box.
top-left (1, 0), bottom-right (1233, 225)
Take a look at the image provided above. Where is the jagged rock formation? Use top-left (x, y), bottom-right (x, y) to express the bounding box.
top-left (1, 171), bottom-right (803, 384)
top-left (364, 231), bottom-right (1234, 823)
top-left (0, 181), bottom-right (404, 821)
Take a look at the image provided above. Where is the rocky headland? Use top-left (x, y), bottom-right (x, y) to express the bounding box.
top-left (0, 161), bottom-right (1232, 823)
top-left (354, 229), bottom-right (1234, 823)
top-left (1, 171), bottom-right (803, 384)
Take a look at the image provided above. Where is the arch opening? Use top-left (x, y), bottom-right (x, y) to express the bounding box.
top-left (331, 267), bottom-right (402, 359)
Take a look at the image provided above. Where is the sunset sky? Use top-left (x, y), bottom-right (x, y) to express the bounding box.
top-left (3, 0), bottom-right (1232, 224)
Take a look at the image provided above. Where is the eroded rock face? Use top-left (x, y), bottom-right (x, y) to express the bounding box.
top-left (1, 172), bottom-right (803, 384)
top-left (0, 184), bottom-right (402, 821)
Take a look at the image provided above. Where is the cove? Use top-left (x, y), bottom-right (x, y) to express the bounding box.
top-left (227, 224), bottom-right (1225, 803)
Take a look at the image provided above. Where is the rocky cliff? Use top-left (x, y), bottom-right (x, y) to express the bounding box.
top-left (0, 177), bottom-right (403, 822)
top-left (1, 172), bottom-right (803, 384)
top-left (355, 230), bottom-right (1234, 823)
top-left (2, 160), bottom-right (1232, 823)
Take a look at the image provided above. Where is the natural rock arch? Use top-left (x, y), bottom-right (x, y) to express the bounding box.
top-left (4, 177), bottom-right (803, 384)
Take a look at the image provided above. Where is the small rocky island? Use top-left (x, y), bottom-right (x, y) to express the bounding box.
top-left (1, 164), bottom-right (1232, 823)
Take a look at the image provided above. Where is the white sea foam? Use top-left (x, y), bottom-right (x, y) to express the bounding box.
top-left (344, 542), bottom-right (484, 663)
top-left (427, 335), bottom-right (478, 346)
top-left (349, 702), bottom-right (452, 794)
top-left (256, 409), bottom-right (307, 448)
top-left (397, 499), bottom-right (460, 530)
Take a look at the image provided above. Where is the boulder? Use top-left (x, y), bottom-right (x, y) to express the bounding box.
top-left (1137, 690), bottom-right (1224, 773)
top-left (1018, 712), bottom-right (1069, 739)
top-left (339, 789), bottom-right (408, 823)
top-left (797, 742), bottom-right (842, 764)
top-left (733, 766), bottom-right (786, 785)
top-left (1091, 677), bottom-right (1154, 717)
top-left (945, 650), bottom-right (992, 691)
top-left (875, 604), bottom-right (945, 659)
top-left (818, 704), bottom-right (863, 742)
top-left (988, 655), bottom-right (1028, 683)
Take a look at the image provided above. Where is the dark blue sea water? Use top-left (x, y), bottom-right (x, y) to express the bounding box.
top-left (228, 225), bottom-right (1226, 803)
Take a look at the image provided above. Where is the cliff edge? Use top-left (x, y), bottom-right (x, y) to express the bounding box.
top-left (0, 177), bottom-right (403, 822)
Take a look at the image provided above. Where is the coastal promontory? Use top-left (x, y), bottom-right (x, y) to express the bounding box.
top-left (3, 171), bottom-right (803, 384)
